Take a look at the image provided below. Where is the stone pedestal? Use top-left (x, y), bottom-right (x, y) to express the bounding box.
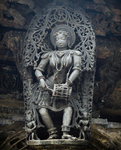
top-left (27, 139), bottom-right (89, 150)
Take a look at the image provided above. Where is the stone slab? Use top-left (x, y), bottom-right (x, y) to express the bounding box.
top-left (92, 118), bottom-right (108, 125)
top-left (108, 122), bottom-right (121, 128)
top-left (27, 139), bottom-right (89, 146)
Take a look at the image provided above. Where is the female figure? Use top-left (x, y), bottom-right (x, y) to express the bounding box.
top-left (25, 110), bottom-right (39, 140)
top-left (31, 25), bottom-right (82, 139)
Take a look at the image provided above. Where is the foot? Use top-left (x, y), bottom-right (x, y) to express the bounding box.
top-left (62, 133), bottom-right (77, 140)
top-left (48, 134), bottom-right (59, 139)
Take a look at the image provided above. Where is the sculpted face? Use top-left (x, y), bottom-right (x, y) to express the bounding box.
top-left (55, 31), bottom-right (68, 49)
top-left (25, 111), bottom-right (32, 121)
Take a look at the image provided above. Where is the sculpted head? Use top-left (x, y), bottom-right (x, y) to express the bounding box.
top-left (54, 30), bottom-right (69, 49)
top-left (50, 25), bottom-right (75, 49)
top-left (25, 110), bottom-right (33, 121)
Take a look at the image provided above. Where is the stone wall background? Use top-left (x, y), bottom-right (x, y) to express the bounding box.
top-left (0, 0), bottom-right (121, 149)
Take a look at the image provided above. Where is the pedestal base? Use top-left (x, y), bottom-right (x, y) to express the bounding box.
top-left (27, 139), bottom-right (89, 150)
top-left (27, 139), bottom-right (88, 146)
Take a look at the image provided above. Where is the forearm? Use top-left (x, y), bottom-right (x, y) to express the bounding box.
top-left (35, 69), bottom-right (46, 88)
top-left (31, 126), bottom-right (36, 131)
top-left (69, 70), bottom-right (80, 83)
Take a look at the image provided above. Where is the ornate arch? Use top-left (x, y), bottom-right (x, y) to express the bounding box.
top-left (23, 3), bottom-right (96, 71)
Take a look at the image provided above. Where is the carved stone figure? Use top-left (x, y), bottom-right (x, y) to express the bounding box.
top-left (25, 110), bottom-right (38, 140)
top-left (22, 0), bottom-right (96, 144)
top-left (32, 25), bottom-right (82, 140)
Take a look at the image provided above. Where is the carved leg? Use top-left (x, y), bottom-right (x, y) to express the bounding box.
top-left (63, 106), bottom-right (72, 125)
top-left (31, 132), bottom-right (34, 140)
top-left (39, 108), bottom-right (54, 129)
top-left (39, 108), bottom-right (58, 139)
top-left (62, 106), bottom-right (77, 139)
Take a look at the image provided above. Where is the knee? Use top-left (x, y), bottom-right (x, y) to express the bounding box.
top-left (64, 107), bottom-right (72, 114)
top-left (39, 108), bottom-right (48, 116)
top-left (68, 107), bottom-right (72, 112)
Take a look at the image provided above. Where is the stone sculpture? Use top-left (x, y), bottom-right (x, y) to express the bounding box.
top-left (22, 0), bottom-right (96, 144)
top-left (25, 110), bottom-right (38, 140)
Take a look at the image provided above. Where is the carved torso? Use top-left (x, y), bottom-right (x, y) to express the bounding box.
top-left (36, 50), bottom-right (81, 84)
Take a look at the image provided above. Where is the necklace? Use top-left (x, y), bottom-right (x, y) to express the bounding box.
top-left (55, 53), bottom-right (64, 71)
top-left (52, 50), bottom-right (71, 72)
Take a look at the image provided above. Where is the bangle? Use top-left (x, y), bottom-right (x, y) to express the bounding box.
top-left (67, 79), bottom-right (72, 86)
top-left (37, 76), bottom-right (45, 80)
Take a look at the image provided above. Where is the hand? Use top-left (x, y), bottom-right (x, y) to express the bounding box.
top-left (66, 79), bottom-right (72, 86)
top-left (26, 128), bottom-right (32, 134)
top-left (65, 82), bottom-right (69, 87)
top-left (40, 79), bottom-right (46, 89)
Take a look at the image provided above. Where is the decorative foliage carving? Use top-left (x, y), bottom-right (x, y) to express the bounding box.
top-left (23, 4), bottom-right (96, 71)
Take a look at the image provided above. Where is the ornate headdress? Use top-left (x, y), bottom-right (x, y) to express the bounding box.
top-left (50, 24), bottom-right (76, 48)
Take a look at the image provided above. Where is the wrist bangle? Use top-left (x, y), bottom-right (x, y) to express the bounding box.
top-left (67, 79), bottom-right (72, 86)
top-left (37, 76), bottom-right (45, 80)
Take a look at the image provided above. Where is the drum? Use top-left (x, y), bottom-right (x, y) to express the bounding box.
top-left (52, 84), bottom-right (72, 100)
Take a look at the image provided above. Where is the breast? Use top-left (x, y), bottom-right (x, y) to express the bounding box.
top-left (49, 51), bottom-right (73, 71)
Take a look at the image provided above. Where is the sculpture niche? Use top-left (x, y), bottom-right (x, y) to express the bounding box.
top-left (22, 1), bottom-right (96, 144)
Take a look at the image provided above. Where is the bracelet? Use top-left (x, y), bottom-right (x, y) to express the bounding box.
top-left (37, 76), bottom-right (45, 80)
top-left (67, 79), bottom-right (72, 86)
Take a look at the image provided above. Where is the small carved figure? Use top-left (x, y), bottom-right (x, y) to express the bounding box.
top-left (79, 112), bottom-right (89, 140)
top-left (25, 110), bottom-right (39, 140)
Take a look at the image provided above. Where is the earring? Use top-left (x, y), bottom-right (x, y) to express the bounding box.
top-left (54, 45), bottom-right (57, 50)
top-left (68, 41), bottom-right (71, 48)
